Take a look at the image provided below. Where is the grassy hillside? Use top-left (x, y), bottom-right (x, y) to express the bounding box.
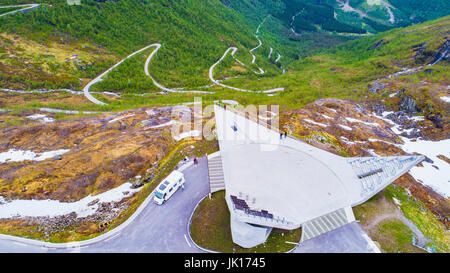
top-left (0, 1), bottom-right (448, 112)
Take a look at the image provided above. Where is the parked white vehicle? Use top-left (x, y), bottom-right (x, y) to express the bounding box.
top-left (154, 170), bottom-right (185, 205)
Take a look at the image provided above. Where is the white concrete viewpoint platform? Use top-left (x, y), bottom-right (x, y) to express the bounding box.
top-left (213, 105), bottom-right (424, 248)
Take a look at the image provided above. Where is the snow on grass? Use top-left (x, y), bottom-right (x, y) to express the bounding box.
top-left (0, 182), bottom-right (142, 219)
top-left (149, 120), bottom-right (178, 129)
top-left (173, 130), bottom-right (201, 141)
top-left (145, 109), bottom-right (156, 116)
top-left (27, 114), bottom-right (54, 123)
top-left (108, 114), bottom-right (135, 123)
top-left (338, 124), bottom-right (353, 131)
top-left (340, 136), bottom-right (356, 145)
top-left (345, 117), bottom-right (380, 127)
top-left (322, 114), bottom-right (333, 120)
top-left (409, 116), bottom-right (425, 122)
top-left (303, 119), bottom-right (328, 127)
top-left (440, 96), bottom-right (450, 103)
top-left (363, 148), bottom-right (379, 156)
top-left (372, 112), bottom-right (396, 126)
top-left (400, 137), bottom-right (450, 198)
top-left (368, 138), bottom-right (395, 145)
top-left (0, 149), bottom-right (70, 163)
top-left (374, 111), bottom-right (450, 197)
top-left (27, 114), bottom-right (46, 120)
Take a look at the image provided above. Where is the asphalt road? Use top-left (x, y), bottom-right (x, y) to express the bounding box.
top-left (293, 222), bottom-right (380, 253)
top-left (0, 157), bottom-right (209, 253)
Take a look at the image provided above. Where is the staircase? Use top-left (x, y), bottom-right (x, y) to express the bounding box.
top-left (207, 152), bottom-right (225, 193)
top-left (300, 207), bottom-right (355, 242)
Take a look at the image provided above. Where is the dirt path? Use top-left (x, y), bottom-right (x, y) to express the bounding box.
top-left (363, 195), bottom-right (429, 248)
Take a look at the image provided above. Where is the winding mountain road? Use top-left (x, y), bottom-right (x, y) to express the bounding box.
top-left (83, 44), bottom-right (158, 105)
top-left (209, 47), bottom-right (284, 93)
top-left (83, 43), bottom-right (213, 105)
top-left (80, 15), bottom-right (287, 105)
top-left (84, 39), bottom-right (285, 105)
top-left (143, 44), bottom-right (213, 94)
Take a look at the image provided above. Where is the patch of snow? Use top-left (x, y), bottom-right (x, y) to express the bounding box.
top-left (0, 149), bottom-right (70, 163)
top-left (0, 182), bottom-right (142, 219)
top-left (145, 110), bottom-right (156, 116)
top-left (345, 117), bottom-right (380, 127)
top-left (368, 138), bottom-right (394, 145)
top-left (340, 136), bottom-right (356, 145)
top-left (409, 116), bottom-right (425, 122)
top-left (303, 119), bottom-right (328, 127)
top-left (374, 111), bottom-right (450, 197)
top-left (364, 148), bottom-right (379, 157)
top-left (440, 96), bottom-right (450, 103)
top-left (322, 114), bottom-right (333, 120)
top-left (26, 114), bottom-right (54, 123)
top-left (372, 112), bottom-right (396, 126)
top-left (173, 130), bottom-right (201, 141)
top-left (338, 124), bottom-right (352, 131)
top-left (400, 138), bottom-right (450, 198)
top-left (381, 111), bottom-right (394, 117)
top-left (149, 120), bottom-right (178, 129)
top-left (393, 197), bottom-right (402, 206)
top-left (108, 114), bottom-right (135, 123)
top-left (27, 114), bottom-right (46, 120)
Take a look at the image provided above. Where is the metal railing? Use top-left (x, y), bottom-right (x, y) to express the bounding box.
top-left (230, 200), bottom-right (295, 228)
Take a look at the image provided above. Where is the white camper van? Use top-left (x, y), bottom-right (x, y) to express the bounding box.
top-left (154, 170), bottom-right (185, 205)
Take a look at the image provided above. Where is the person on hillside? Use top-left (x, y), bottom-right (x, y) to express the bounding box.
top-left (194, 157), bottom-right (198, 165)
top-left (284, 131), bottom-right (287, 138)
top-left (280, 133), bottom-right (283, 139)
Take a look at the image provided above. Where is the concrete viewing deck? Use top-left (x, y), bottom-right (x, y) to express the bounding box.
top-left (213, 105), bottom-right (423, 233)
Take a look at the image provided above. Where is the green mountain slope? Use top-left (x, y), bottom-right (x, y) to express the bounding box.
top-left (0, 0), bottom-right (448, 103)
top-left (230, 0), bottom-right (450, 35)
top-left (0, 0), bottom-right (277, 89)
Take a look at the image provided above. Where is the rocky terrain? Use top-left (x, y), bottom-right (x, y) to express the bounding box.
top-left (0, 102), bottom-right (216, 241)
top-left (0, 106), bottom-right (197, 202)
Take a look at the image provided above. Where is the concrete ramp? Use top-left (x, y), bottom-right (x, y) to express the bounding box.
top-left (301, 206), bottom-right (355, 242)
